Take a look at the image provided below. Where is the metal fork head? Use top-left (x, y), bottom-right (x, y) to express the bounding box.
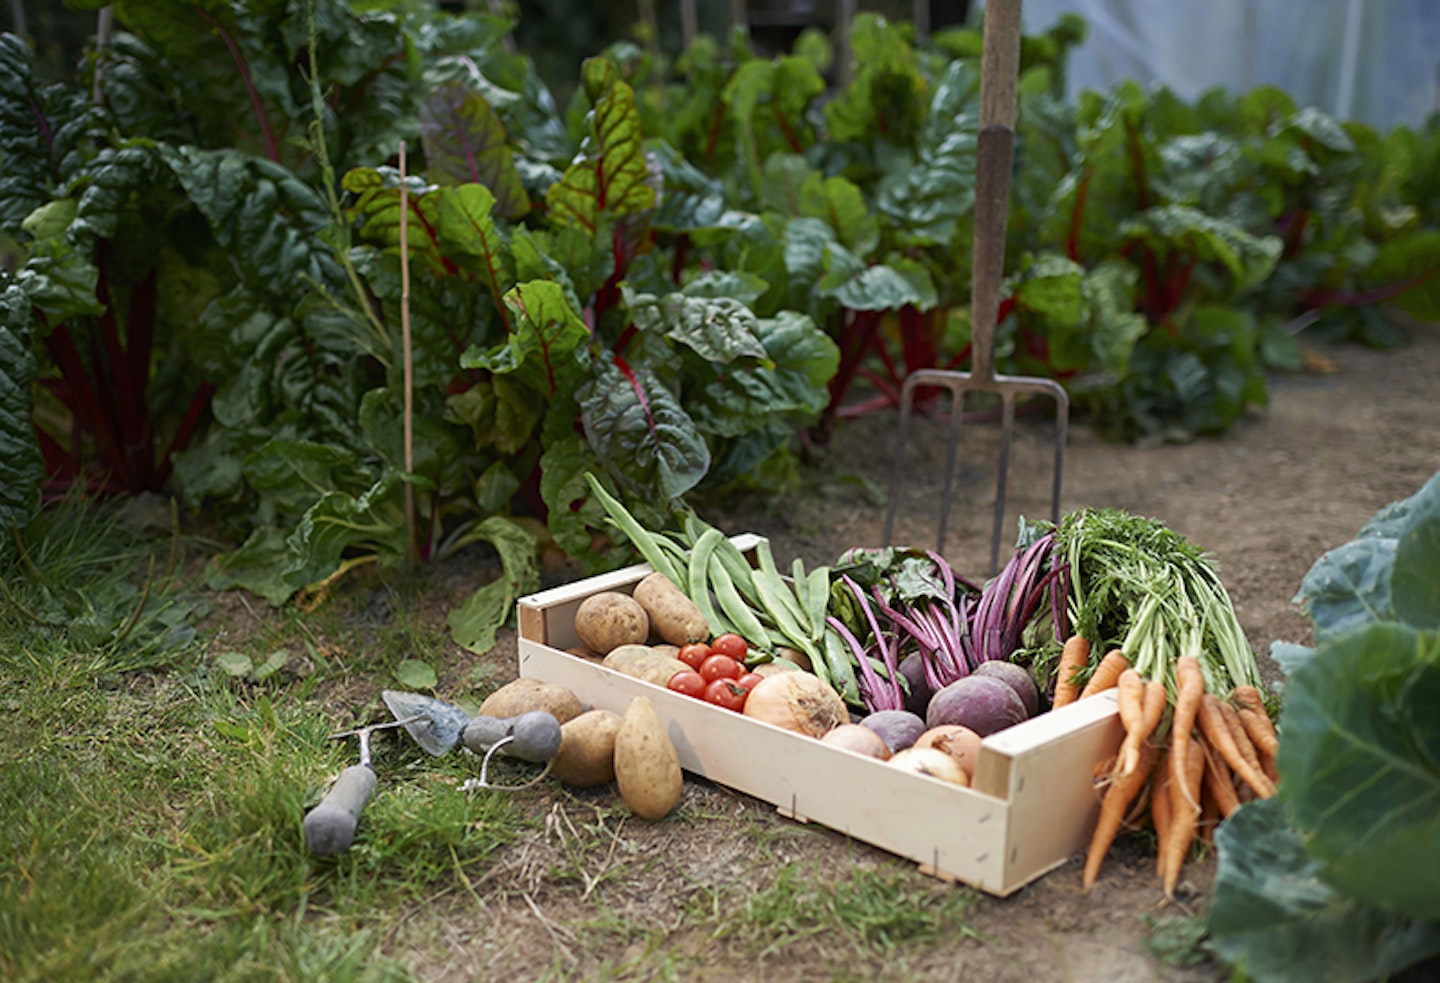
top-left (884, 368), bottom-right (1068, 574)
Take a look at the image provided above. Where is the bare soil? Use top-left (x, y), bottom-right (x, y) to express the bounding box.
top-left (205, 322), bottom-right (1440, 982)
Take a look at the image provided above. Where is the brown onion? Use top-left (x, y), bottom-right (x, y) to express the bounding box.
top-left (913, 724), bottom-right (984, 781)
top-left (819, 723), bottom-right (892, 760)
top-left (742, 671), bottom-right (848, 738)
top-left (888, 747), bottom-right (971, 787)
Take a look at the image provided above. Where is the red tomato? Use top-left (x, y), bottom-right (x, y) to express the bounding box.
top-left (698, 654), bottom-right (743, 684)
top-left (704, 678), bottom-right (748, 712)
top-left (666, 670), bottom-right (707, 699)
top-left (711, 633), bottom-right (748, 661)
top-left (735, 672), bottom-right (764, 695)
top-left (677, 643), bottom-right (712, 671)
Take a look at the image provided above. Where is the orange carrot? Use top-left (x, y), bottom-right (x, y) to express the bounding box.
top-left (1199, 733), bottom-right (1241, 819)
top-left (1119, 679), bottom-right (1167, 779)
top-left (1052, 635), bottom-right (1090, 707)
top-left (1231, 685), bottom-right (1280, 781)
top-left (1199, 693), bottom-right (1275, 799)
top-left (1115, 668), bottom-right (1145, 742)
top-left (1080, 649), bottom-right (1130, 699)
top-left (1083, 739), bottom-right (1157, 891)
top-left (1168, 656), bottom-right (1206, 811)
top-left (1151, 749), bottom-right (1172, 879)
top-left (1163, 738), bottom-right (1206, 898)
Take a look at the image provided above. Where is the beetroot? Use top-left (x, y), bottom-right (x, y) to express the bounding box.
top-left (899, 653), bottom-right (932, 717)
top-left (925, 675), bottom-right (1028, 737)
top-left (971, 660), bottom-right (1040, 718)
top-left (859, 709), bottom-right (927, 753)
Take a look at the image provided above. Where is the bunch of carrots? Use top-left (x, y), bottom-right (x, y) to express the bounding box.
top-left (1054, 636), bottom-right (1282, 896)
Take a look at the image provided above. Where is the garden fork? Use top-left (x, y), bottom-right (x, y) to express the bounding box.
top-left (882, 0), bottom-right (1068, 572)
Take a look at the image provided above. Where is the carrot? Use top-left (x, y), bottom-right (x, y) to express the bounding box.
top-left (1118, 679), bottom-right (1167, 779)
top-left (1230, 685), bottom-right (1280, 781)
top-left (1115, 668), bottom-right (1145, 743)
top-left (1083, 739), bottom-right (1156, 891)
top-left (1199, 693), bottom-right (1275, 799)
top-left (1151, 749), bottom-right (1172, 878)
top-left (1198, 733), bottom-right (1241, 818)
top-left (1080, 649), bottom-right (1130, 699)
top-left (1052, 634), bottom-right (1090, 707)
top-left (1162, 738), bottom-right (1206, 898)
top-left (1168, 655), bottom-right (1205, 809)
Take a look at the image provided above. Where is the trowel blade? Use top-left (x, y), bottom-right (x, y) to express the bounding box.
top-left (381, 690), bottom-right (470, 756)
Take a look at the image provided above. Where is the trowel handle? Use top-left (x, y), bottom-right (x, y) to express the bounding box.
top-left (303, 764), bottom-right (376, 856)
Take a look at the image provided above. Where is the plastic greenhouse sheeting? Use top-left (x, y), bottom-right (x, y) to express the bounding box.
top-left (1009, 0), bottom-right (1440, 129)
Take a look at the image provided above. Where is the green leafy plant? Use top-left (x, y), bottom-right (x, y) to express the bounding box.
top-left (1205, 470), bottom-right (1440, 983)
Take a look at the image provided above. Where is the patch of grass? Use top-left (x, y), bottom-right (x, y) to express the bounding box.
top-left (715, 863), bottom-right (980, 957)
top-left (0, 499), bottom-right (539, 982)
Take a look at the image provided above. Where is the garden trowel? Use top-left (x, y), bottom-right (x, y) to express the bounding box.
top-left (381, 689), bottom-right (470, 756)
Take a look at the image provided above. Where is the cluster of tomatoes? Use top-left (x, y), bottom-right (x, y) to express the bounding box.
top-left (665, 632), bottom-right (763, 712)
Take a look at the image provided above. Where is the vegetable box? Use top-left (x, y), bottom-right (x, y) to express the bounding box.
top-left (515, 535), bottom-right (1124, 897)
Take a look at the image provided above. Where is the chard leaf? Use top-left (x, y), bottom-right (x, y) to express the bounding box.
top-left (646, 138), bottom-right (726, 232)
top-left (445, 375), bottom-right (544, 457)
top-left (680, 270), bottom-right (770, 309)
top-left (1207, 797), bottom-right (1440, 983)
top-left (446, 516), bottom-right (539, 654)
top-left (685, 309), bottom-right (838, 439)
top-left (433, 183), bottom-right (517, 306)
top-left (578, 358), bottom-right (709, 502)
top-left (823, 13), bottom-right (924, 147)
top-left (546, 72), bottom-right (654, 235)
top-left (817, 248), bottom-right (937, 312)
top-left (1119, 205), bottom-right (1282, 292)
top-left (722, 58), bottom-right (825, 201)
top-left (539, 434), bottom-right (613, 570)
top-left (1366, 229), bottom-right (1440, 322)
top-left (0, 281), bottom-right (41, 535)
top-left (1277, 622), bottom-right (1440, 921)
top-left (625, 288), bottom-right (768, 364)
top-left (160, 146), bottom-right (345, 302)
top-left (343, 167), bottom-right (451, 277)
top-left (799, 171), bottom-right (878, 255)
top-left (463, 280), bottom-right (590, 396)
top-left (420, 79), bottom-right (530, 221)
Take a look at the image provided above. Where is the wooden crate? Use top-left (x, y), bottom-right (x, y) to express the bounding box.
top-left (515, 537), bottom-right (1123, 897)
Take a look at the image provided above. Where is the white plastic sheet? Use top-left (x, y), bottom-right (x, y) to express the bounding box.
top-left (1004, 0), bottom-right (1440, 129)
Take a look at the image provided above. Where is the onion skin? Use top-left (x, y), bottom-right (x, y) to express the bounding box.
top-left (820, 723), bottom-right (892, 760)
top-left (742, 672), bottom-right (848, 738)
top-left (888, 747), bottom-right (971, 787)
top-left (913, 725), bottom-right (984, 781)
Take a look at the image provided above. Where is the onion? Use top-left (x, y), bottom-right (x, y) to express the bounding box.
top-left (820, 723), bottom-right (892, 760)
top-left (888, 747), bottom-right (970, 787)
top-left (742, 671), bottom-right (848, 737)
top-left (913, 725), bottom-right (984, 781)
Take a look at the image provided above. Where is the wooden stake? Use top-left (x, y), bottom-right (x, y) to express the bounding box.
top-left (398, 141), bottom-right (417, 568)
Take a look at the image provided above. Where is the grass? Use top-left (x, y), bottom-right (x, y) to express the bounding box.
top-left (1, 496), bottom-right (988, 982)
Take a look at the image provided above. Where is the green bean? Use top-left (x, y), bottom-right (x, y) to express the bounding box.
top-left (708, 555), bottom-right (771, 651)
top-left (583, 473), bottom-right (681, 585)
top-left (821, 627), bottom-right (861, 705)
top-left (687, 528), bottom-right (730, 637)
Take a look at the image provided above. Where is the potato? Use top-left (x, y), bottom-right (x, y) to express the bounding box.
top-left (551, 709), bottom-right (622, 787)
top-left (613, 696), bottom-right (683, 820)
top-left (602, 644), bottom-right (690, 687)
top-left (632, 572), bottom-right (709, 646)
top-left (573, 591), bottom-right (650, 655)
top-left (477, 678), bottom-right (583, 724)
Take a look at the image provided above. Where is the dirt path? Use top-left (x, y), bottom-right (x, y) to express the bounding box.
top-left (687, 320), bottom-right (1440, 983)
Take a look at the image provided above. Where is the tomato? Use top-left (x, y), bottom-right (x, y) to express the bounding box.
top-left (666, 670), bottom-right (707, 699)
top-left (735, 672), bottom-right (764, 695)
top-left (698, 653), bottom-right (743, 684)
top-left (677, 643), bottom-right (712, 671)
top-left (704, 678), bottom-right (748, 712)
top-left (711, 632), bottom-right (748, 661)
